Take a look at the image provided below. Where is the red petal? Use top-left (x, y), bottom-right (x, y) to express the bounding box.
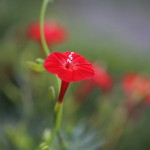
top-left (44, 52), bottom-right (67, 74)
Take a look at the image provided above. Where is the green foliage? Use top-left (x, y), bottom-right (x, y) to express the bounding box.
top-left (26, 60), bottom-right (44, 72)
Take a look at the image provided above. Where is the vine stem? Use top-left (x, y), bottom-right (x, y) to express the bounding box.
top-left (39, 0), bottom-right (62, 149)
top-left (47, 103), bottom-right (63, 146)
top-left (39, 103), bottom-right (63, 150)
top-left (40, 0), bottom-right (60, 89)
top-left (40, 0), bottom-right (53, 56)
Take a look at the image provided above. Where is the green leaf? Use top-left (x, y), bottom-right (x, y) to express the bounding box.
top-left (26, 61), bottom-right (45, 72)
top-left (36, 58), bottom-right (45, 64)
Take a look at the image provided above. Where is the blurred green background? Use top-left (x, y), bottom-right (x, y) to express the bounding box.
top-left (0, 0), bottom-right (150, 150)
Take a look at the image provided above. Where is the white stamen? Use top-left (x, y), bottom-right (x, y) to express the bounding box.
top-left (69, 55), bottom-right (72, 58)
top-left (66, 52), bottom-right (74, 63)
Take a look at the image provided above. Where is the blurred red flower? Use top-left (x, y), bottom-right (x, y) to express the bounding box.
top-left (122, 74), bottom-right (150, 118)
top-left (92, 64), bottom-right (113, 91)
top-left (122, 73), bottom-right (150, 97)
top-left (44, 51), bottom-right (94, 103)
top-left (75, 63), bottom-right (113, 102)
top-left (145, 95), bottom-right (150, 105)
top-left (27, 21), bottom-right (68, 46)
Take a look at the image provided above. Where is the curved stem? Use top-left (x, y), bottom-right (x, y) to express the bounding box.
top-left (40, 0), bottom-right (60, 87)
top-left (39, 1), bottom-right (63, 149)
top-left (40, 0), bottom-right (53, 56)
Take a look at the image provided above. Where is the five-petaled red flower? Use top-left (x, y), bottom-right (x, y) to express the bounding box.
top-left (27, 21), bottom-right (68, 46)
top-left (44, 51), bottom-right (94, 103)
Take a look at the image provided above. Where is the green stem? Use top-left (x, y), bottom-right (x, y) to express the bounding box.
top-left (39, 1), bottom-right (63, 149)
top-left (40, 0), bottom-right (60, 88)
top-left (57, 132), bottom-right (67, 150)
top-left (40, 103), bottom-right (63, 150)
top-left (48, 103), bottom-right (63, 148)
top-left (55, 75), bottom-right (61, 91)
top-left (40, 0), bottom-right (53, 56)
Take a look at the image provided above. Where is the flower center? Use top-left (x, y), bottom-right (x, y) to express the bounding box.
top-left (65, 52), bottom-right (74, 70)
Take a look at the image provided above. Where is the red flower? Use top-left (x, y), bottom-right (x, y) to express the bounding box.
top-left (145, 95), bottom-right (150, 105)
top-left (75, 63), bottom-right (113, 102)
top-left (27, 21), bottom-right (68, 46)
top-left (92, 64), bottom-right (113, 91)
top-left (122, 74), bottom-right (150, 117)
top-left (122, 74), bottom-right (137, 94)
top-left (44, 51), bottom-right (94, 103)
top-left (122, 73), bottom-right (150, 97)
